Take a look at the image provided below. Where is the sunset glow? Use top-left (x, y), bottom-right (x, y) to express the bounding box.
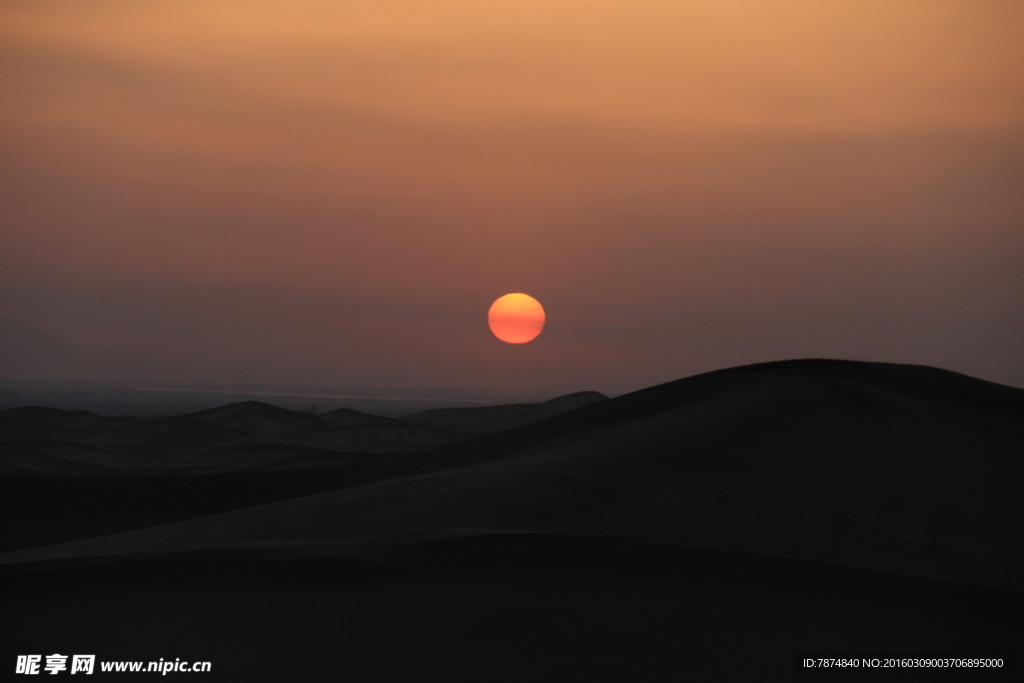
top-left (0, 1), bottom-right (1021, 392)
top-left (488, 293), bottom-right (545, 344)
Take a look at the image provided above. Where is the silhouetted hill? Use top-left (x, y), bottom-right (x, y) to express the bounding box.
top-left (184, 400), bottom-right (326, 436)
top-left (3, 359), bottom-right (1020, 583)
top-left (284, 423), bottom-right (456, 453)
top-left (1, 359), bottom-right (1020, 681)
top-left (319, 406), bottom-right (400, 427)
top-left (403, 390), bottom-right (608, 432)
top-left (508, 358), bottom-right (1024, 441)
top-left (1, 406), bottom-right (146, 433)
top-left (86, 416), bottom-right (265, 447)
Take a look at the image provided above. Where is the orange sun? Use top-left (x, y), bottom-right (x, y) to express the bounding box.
top-left (488, 293), bottom-right (545, 344)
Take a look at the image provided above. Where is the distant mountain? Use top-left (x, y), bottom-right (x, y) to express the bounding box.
top-left (0, 315), bottom-right (178, 382)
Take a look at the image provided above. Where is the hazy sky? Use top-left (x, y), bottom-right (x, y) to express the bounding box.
top-left (2, 0), bottom-right (1022, 395)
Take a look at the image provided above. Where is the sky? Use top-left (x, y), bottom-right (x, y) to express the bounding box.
top-left (2, 0), bottom-right (1022, 396)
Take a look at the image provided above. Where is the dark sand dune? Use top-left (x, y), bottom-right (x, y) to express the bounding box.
top-left (84, 416), bottom-right (266, 447)
top-left (403, 390), bottom-right (607, 433)
top-left (0, 414), bottom-right (101, 444)
top-left (282, 422), bottom-right (457, 453)
top-left (319, 405), bottom-right (403, 427)
top-left (0, 443), bottom-right (109, 475)
top-left (1, 406), bottom-right (147, 433)
top-left (1, 360), bottom-right (1020, 681)
top-left (183, 400), bottom-right (326, 437)
top-left (0, 391), bottom-right (615, 546)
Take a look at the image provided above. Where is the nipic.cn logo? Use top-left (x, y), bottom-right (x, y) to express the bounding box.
top-left (15, 654), bottom-right (212, 675)
top-left (16, 655), bottom-right (94, 676)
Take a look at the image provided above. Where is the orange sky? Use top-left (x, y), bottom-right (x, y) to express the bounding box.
top-left (2, 0), bottom-right (1022, 394)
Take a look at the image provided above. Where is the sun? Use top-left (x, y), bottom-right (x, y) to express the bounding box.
top-left (488, 293), bottom-right (545, 344)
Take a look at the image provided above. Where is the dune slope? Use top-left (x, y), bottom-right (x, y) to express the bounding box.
top-left (1, 359), bottom-right (1020, 681)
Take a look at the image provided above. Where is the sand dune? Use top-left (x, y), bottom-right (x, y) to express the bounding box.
top-left (282, 423), bottom-right (456, 453)
top-left (1, 360), bottom-right (1020, 681)
top-left (184, 400), bottom-right (327, 436)
top-left (319, 406), bottom-right (403, 427)
top-left (402, 390), bottom-right (607, 433)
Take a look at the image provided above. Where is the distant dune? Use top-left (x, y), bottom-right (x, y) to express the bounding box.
top-left (403, 391), bottom-right (607, 433)
top-left (1, 359), bottom-right (1020, 681)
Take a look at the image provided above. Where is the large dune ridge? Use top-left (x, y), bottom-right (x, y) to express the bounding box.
top-left (1, 359), bottom-right (1020, 681)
